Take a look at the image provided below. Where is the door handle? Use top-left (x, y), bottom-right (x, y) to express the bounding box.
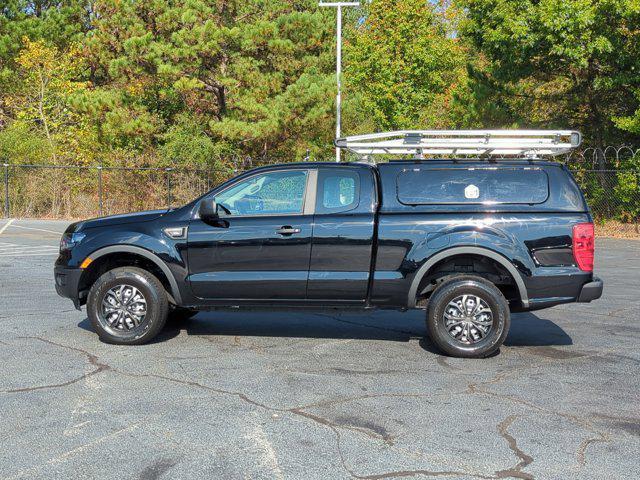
top-left (276, 226), bottom-right (301, 236)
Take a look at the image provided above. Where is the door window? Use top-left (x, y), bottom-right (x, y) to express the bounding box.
top-left (316, 170), bottom-right (360, 214)
top-left (215, 170), bottom-right (308, 216)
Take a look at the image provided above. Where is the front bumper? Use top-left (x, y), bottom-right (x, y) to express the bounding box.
top-left (54, 266), bottom-right (84, 310)
top-left (577, 276), bottom-right (603, 303)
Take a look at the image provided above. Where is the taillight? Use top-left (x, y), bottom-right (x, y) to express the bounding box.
top-left (573, 223), bottom-right (594, 272)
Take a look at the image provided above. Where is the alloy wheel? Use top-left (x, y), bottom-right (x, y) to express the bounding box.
top-left (443, 294), bottom-right (493, 345)
top-left (99, 284), bottom-right (148, 335)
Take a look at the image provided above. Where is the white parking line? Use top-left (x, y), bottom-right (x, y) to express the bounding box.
top-left (8, 224), bottom-right (64, 235)
top-left (0, 247), bottom-right (58, 254)
top-left (0, 220), bottom-right (62, 257)
top-left (0, 241), bottom-right (59, 257)
top-left (0, 252), bottom-right (59, 257)
top-left (0, 243), bottom-right (58, 250)
top-left (0, 218), bottom-right (14, 235)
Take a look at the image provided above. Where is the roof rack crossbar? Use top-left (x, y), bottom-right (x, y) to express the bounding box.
top-left (335, 130), bottom-right (582, 158)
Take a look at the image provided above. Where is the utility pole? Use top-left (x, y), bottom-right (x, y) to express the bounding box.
top-left (319, 2), bottom-right (360, 162)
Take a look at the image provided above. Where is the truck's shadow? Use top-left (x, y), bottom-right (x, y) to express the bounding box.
top-left (78, 310), bottom-right (572, 349)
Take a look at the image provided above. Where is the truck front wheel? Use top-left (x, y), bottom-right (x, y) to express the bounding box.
top-left (87, 267), bottom-right (169, 345)
top-left (426, 275), bottom-right (510, 358)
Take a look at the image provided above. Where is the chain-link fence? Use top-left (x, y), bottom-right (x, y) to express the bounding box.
top-left (568, 168), bottom-right (640, 237)
top-left (1, 151), bottom-right (639, 237)
top-left (565, 146), bottom-right (640, 238)
top-left (0, 163), bottom-right (227, 219)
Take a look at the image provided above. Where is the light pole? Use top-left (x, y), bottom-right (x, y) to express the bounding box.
top-left (319, 2), bottom-right (360, 162)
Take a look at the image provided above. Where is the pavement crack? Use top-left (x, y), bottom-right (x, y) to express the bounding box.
top-left (289, 408), bottom-right (395, 445)
top-left (295, 392), bottom-right (435, 411)
top-left (576, 435), bottom-right (609, 468)
top-left (112, 368), bottom-right (485, 475)
top-left (115, 370), bottom-right (278, 411)
top-left (290, 408), bottom-right (494, 480)
top-left (6, 337), bottom-right (111, 394)
top-left (466, 354), bottom-right (611, 471)
top-left (349, 470), bottom-right (495, 479)
top-left (494, 415), bottom-right (534, 480)
top-left (115, 369), bottom-right (429, 448)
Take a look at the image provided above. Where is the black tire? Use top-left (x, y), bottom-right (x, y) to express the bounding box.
top-left (87, 266), bottom-right (169, 345)
top-left (168, 306), bottom-right (198, 323)
top-left (426, 275), bottom-right (510, 358)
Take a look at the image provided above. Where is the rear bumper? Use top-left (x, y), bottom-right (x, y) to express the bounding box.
top-left (54, 266), bottom-right (83, 309)
top-left (520, 274), bottom-right (603, 311)
top-left (577, 276), bottom-right (603, 303)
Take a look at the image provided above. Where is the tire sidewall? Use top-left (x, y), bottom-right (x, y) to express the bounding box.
top-left (427, 278), bottom-right (509, 358)
top-left (88, 268), bottom-right (166, 344)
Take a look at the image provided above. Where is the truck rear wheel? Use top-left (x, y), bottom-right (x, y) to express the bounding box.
top-left (87, 267), bottom-right (169, 345)
top-left (426, 275), bottom-right (510, 358)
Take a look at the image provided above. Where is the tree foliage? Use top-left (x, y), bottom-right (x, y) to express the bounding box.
top-left (1, 0), bottom-right (639, 170)
top-left (459, 0), bottom-right (640, 151)
top-left (344, 0), bottom-right (472, 131)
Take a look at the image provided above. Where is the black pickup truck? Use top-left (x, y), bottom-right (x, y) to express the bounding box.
top-left (54, 156), bottom-right (602, 357)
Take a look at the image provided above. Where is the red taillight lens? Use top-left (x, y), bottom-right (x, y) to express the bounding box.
top-left (573, 223), bottom-right (594, 272)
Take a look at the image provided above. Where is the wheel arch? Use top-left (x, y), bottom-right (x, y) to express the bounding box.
top-left (407, 246), bottom-right (528, 309)
top-left (81, 245), bottom-right (182, 304)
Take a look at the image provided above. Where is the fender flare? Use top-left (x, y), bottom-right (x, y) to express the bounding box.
top-left (88, 245), bottom-right (182, 304)
top-left (407, 246), bottom-right (529, 308)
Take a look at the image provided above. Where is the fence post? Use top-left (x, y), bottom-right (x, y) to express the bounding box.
top-left (166, 168), bottom-right (173, 208)
top-left (3, 162), bottom-right (8, 218)
top-left (97, 164), bottom-right (103, 217)
top-left (636, 170), bottom-right (640, 234)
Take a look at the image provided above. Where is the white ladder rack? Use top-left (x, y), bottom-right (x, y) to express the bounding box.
top-left (335, 130), bottom-right (582, 159)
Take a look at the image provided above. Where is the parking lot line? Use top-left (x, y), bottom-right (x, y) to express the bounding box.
top-left (0, 249), bottom-right (59, 256)
top-left (0, 246), bottom-right (58, 253)
top-left (0, 244), bottom-right (59, 255)
top-left (0, 218), bottom-right (14, 235)
top-left (0, 252), bottom-right (58, 256)
top-left (9, 224), bottom-right (64, 235)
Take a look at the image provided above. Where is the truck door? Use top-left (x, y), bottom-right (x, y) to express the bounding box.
top-left (307, 166), bottom-right (377, 301)
top-left (187, 168), bottom-right (314, 301)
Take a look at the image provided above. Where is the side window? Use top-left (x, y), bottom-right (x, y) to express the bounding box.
top-left (316, 169), bottom-right (360, 214)
top-left (215, 170), bottom-right (308, 216)
top-left (396, 167), bottom-right (549, 205)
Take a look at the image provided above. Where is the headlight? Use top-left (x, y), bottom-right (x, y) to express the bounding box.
top-left (59, 232), bottom-right (86, 252)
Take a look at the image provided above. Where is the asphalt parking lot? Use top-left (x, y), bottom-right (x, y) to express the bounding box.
top-left (0, 218), bottom-right (638, 480)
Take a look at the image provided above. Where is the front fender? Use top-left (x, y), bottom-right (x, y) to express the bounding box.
top-left (69, 226), bottom-right (189, 305)
top-left (87, 244), bottom-right (184, 304)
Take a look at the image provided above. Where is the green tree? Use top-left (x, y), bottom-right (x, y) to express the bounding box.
top-left (458, 0), bottom-right (640, 157)
top-left (5, 38), bottom-right (90, 163)
top-left (74, 0), bottom-right (337, 163)
top-left (344, 0), bottom-right (473, 131)
top-left (616, 90), bottom-right (640, 136)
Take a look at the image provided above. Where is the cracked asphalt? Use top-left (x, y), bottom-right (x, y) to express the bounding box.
top-left (1, 219), bottom-right (639, 480)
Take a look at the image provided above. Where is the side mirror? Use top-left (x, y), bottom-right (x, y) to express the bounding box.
top-left (199, 198), bottom-right (219, 223)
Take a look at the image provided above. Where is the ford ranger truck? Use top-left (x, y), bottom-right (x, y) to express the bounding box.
top-left (54, 133), bottom-right (603, 358)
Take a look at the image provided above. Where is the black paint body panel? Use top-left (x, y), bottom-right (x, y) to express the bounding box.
top-left (188, 214), bottom-right (313, 300)
top-left (54, 160), bottom-right (600, 312)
